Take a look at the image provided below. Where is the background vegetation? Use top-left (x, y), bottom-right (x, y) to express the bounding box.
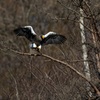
top-left (0, 0), bottom-right (100, 100)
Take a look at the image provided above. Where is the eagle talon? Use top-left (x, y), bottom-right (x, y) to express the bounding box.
top-left (36, 47), bottom-right (40, 52)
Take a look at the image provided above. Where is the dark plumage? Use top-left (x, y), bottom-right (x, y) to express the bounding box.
top-left (13, 26), bottom-right (66, 51)
top-left (41, 34), bottom-right (66, 45)
top-left (14, 28), bottom-right (36, 42)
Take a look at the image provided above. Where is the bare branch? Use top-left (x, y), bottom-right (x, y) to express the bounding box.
top-left (57, 0), bottom-right (90, 19)
top-left (7, 69), bottom-right (20, 100)
top-left (1, 47), bottom-right (100, 98)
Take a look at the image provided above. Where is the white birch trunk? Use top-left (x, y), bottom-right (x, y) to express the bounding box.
top-left (79, 8), bottom-right (92, 97)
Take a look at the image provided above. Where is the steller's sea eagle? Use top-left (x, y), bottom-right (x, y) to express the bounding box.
top-left (14, 26), bottom-right (66, 51)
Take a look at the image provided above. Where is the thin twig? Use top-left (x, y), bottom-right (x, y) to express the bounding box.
top-left (41, 53), bottom-right (100, 97)
top-left (57, 0), bottom-right (90, 19)
top-left (7, 68), bottom-right (20, 100)
top-left (2, 48), bottom-right (100, 98)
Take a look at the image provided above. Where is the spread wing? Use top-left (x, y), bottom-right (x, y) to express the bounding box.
top-left (41, 32), bottom-right (66, 46)
top-left (13, 27), bottom-right (36, 41)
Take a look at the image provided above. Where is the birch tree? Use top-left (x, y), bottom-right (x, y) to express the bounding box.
top-left (79, 0), bottom-right (92, 97)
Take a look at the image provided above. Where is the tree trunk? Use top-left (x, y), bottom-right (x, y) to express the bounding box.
top-left (79, 8), bottom-right (92, 97)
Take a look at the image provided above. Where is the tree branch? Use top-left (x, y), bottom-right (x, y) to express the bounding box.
top-left (57, 0), bottom-right (90, 19)
top-left (2, 47), bottom-right (100, 98)
top-left (7, 68), bottom-right (20, 100)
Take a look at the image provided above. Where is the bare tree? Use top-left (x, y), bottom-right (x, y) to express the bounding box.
top-left (1, 0), bottom-right (100, 100)
top-left (79, 0), bottom-right (92, 97)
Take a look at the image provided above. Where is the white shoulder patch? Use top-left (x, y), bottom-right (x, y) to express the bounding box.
top-left (43, 32), bottom-right (56, 38)
top-left (24, 26), bottom-right (36, 35)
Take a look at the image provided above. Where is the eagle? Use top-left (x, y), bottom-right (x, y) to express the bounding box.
top-left (14, 26), bottom-right (66, 51)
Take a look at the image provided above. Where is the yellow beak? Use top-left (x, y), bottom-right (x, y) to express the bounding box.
top-left (42, 36), bottom-right (44, 39)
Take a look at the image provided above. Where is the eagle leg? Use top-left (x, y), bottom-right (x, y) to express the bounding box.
top-left (36, 45), bottom-right (41, 52)
top-left (30, 43), bottom-right (41, 52)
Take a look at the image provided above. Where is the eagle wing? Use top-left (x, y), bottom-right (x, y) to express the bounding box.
top-left (41, 32), bottom-right (66, 46)
top-left (14, 27), bottom-right (36, 41)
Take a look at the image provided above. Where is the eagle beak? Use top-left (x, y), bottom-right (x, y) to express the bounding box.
top-left (42, 36), bottom-right (44, 39)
